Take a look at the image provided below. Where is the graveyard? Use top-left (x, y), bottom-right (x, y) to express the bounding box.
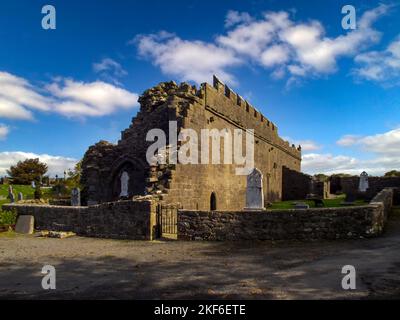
top-left (2, 79), bottom-right (399, 244)
top-left (0, 79), bottom-right (399, 298)
top-left (1, 1), bottom-right (400, 303)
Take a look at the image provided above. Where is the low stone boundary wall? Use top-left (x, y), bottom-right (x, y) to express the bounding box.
top-left (2, 200), bottom-right (157, 240)
top-left (178, 188), bottom-right (394, 241)
top-left (340, 176), bottom-right (400, 201)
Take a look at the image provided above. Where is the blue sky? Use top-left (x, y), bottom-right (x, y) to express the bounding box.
top-left (0, 0), bottom-right (400, 176)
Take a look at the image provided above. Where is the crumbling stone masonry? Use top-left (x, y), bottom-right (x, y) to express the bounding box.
top-left (81, 77), bottom-right (302, 210)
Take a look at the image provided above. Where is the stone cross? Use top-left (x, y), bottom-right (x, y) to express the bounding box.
top-left (119, 171), bottom-right (130, 197)
top-left (244, 168), bottom-right (265, 210)
top-left (359, 171), bottom-right (369, 192)
top-left (17, 192), bottom-right (23, 202)
top-left (71, 188), bottom-right (81, 206)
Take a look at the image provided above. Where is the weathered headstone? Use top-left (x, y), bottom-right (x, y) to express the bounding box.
top-left (359, 171), bottom-right (369, 192)
top-left (71, 188), bottom-right (81, 206)
top-left (119, 171), bottom-right (130, 197)
top-left (17, 192), bottom-right (23, 202)
top-left (15, 215), bottom-right (34, 234)
top-left (244, 168), bottom-right (265, 210)
top-left (8, 186), bottom-right (15, 203)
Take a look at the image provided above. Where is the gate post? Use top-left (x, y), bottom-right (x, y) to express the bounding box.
top-left (156, 203), bottom-right (162, 239)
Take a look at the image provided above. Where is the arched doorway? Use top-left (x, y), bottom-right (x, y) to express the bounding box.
top-left (210, 192), bottom-right (217, 211)
top-left (110, 160), bottom-right (146, 200)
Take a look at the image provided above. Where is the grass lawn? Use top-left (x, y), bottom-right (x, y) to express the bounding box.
top-left (269, 195), bottom-right (368, 210)
top-left (0, 184), bottom-right (53, 206)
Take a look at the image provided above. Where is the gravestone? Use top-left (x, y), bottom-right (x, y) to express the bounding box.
top-left (15, 215), bottom-right (34, 234)
top-left (31, 181), bottom-right (36, 188)
top-left (8, 186), bottom-right (15, 203)
top-left (119, 171), bottom-right (130, 197)
top-left (244, 168), bottom-right (265, 210)
top-left (359, 171), bottom-right (369, 192)
top-left (71, 188), bottom-right (81, 206)
top-left (17, 192), bottom-right (23, 202)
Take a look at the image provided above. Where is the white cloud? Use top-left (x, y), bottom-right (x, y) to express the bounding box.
top-left (93, 58), bottom-right (128, 85)
top-left (0, 124), bottom-right (9, 140)
top-left (225, 10), bottom-right (253, 28)
top-left (93, 58), bottom-right (127, 76)
top-left (0, 71), bottom-right (51, 120)
top-left (336, 134), bottom-right (361, 147)
top-left (0, 97), bottom-right (34, 120)
top-left (135, 32), bottom-right (241, 84)
top-left (134, 5), bottom-right (390, 85)
top-left (353, 36), bottom-right (400, 84)
top-left (217, 12), bottom-right (285, 59)
top-left (302, 152), bottom-right (400, 176)
top-left (298, 140), bottom-right (321, 152)
top-left (0, 151), bottom-right (77, 177)
top-left (303, 128), bottom-right (400, 176)
top-left (337, 128), bottom-right (400, 156)
top-left (302, 153), bottom-right (360, 175)
top-left (0, 71), bottom-right (139, 121)
top-left (283, 137), bottom-right (321, 151)
top-left (281, 4), bottom-right (387, 74)
top-left (47, 78), bottom-right (139, 117)
top-left (260, 45), bottom-right (290, 67)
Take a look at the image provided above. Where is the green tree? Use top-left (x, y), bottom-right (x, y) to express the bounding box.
top-left (330, 173), bottom-right (353, 178)
top-left (384, 170), bottom-right (400, 177)
top-left (65, 160), bottom-right (82, 189)
top-left (7, 158), bottom-right (48, 185)
top-left (314, 173), bottom-right (329, 181)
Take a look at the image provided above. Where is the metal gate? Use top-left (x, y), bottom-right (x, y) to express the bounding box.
top-left (157, 203), bottom-right (181, 239)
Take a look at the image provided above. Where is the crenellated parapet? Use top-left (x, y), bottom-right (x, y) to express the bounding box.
top-left (197, 75), bottom-right (301, 160)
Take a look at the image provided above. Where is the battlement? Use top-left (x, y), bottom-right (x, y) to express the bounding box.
top-left (195, 76), bottom-right (301, 159)
top-left (133, 77), bottom-right (301, 160)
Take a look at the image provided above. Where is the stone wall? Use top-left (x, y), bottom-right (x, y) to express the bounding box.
top-left (3, 199), bottom-right (158, 240)
top-left (282, 166), bottom-right (312, 200)
top-left (340, 176), bottom-right (400, 201)
top-left (178, 188), bottom-right (394, 241)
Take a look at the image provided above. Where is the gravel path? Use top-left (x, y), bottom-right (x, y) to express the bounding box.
top-left (1, 213), bottom-right (400, 300)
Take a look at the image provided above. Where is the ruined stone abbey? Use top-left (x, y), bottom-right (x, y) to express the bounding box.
top-left (81, 77), bottom-right (302, 210)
